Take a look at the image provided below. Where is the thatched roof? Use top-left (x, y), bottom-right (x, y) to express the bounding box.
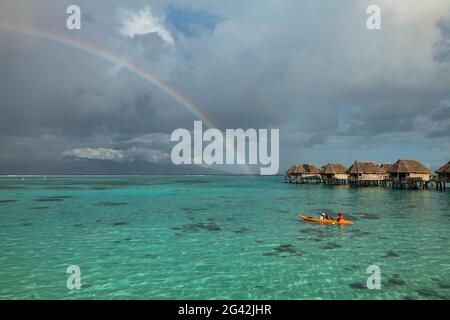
top-left (378, 163), bottom-right (392, 173)
top-left (436, 161), bottom-right (450, 174)
top-left (320, 163), bottom-right (347, 174)
top-left (287, 163), bottom-right (320, 174)
top-left (286, 164), bottom-right (299, 174)
top-left (346, 161), bottom-right (382, 174)
top-left (387, 160), bottom-right (431, 174)
top-left (296, 164), bottom-right (320, 174)
top-left (291, 166), bottom-right (303, 174)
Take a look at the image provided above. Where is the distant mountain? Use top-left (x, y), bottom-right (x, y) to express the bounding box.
top-left (0, 159), bottom-right (226, 175)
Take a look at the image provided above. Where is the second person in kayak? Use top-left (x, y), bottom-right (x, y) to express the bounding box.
top-left (320, 213), bottom-right (333, 220)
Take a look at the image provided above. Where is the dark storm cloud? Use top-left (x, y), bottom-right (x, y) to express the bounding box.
top-left (434, 19), bottom-right (450, 63)
top-left (1, 0), bottom-right (450, 172)
top-left (427, 125), bottom-right (450, 138)
top-left (430, 100), bottom-right (450, 121)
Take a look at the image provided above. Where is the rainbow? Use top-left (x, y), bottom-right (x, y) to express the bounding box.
top-left (0, 23), bottom-right (254, 174)
top-left (0, 23), bottom-right (216, 128)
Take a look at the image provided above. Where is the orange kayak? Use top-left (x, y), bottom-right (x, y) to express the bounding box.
top-left (297, 214), bottom-right (354, 225)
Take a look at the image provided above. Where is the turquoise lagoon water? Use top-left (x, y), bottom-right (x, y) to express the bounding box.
top-left (0, 175), bottom-right (449, 300)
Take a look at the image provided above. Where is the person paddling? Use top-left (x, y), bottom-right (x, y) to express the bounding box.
top-left (336, 212), bottom-right (344, 222)
top-left (320, 213), bottom-right (332, 220)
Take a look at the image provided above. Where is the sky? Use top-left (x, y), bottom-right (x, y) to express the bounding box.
top-left (1, 0), bottom-right (450, 174)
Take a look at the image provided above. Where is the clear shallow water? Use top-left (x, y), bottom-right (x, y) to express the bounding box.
top-left (0, 175), bottom-right (449, 300)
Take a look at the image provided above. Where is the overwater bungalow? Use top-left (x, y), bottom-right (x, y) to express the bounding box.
top-left (292, 164), bottom-right (321, 184)
top-left (436, 161), bottom-right (450, 181)
top-left (387, 159), bottom-right (431, 189)
top-left (284, 164), bottom-right (300, 182)
top-left (435, 161), bottom-right (450, 190)
top-left (320, 163), bottom-right (348, 185)
top-left (346, 161), bottom-right (387, 187)
top-left (378, 163), bottom-right (392, 183)
top-left (378, 163), bottom-right (392, 173)
top-left (285, 163), bottom-right (321, 183)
